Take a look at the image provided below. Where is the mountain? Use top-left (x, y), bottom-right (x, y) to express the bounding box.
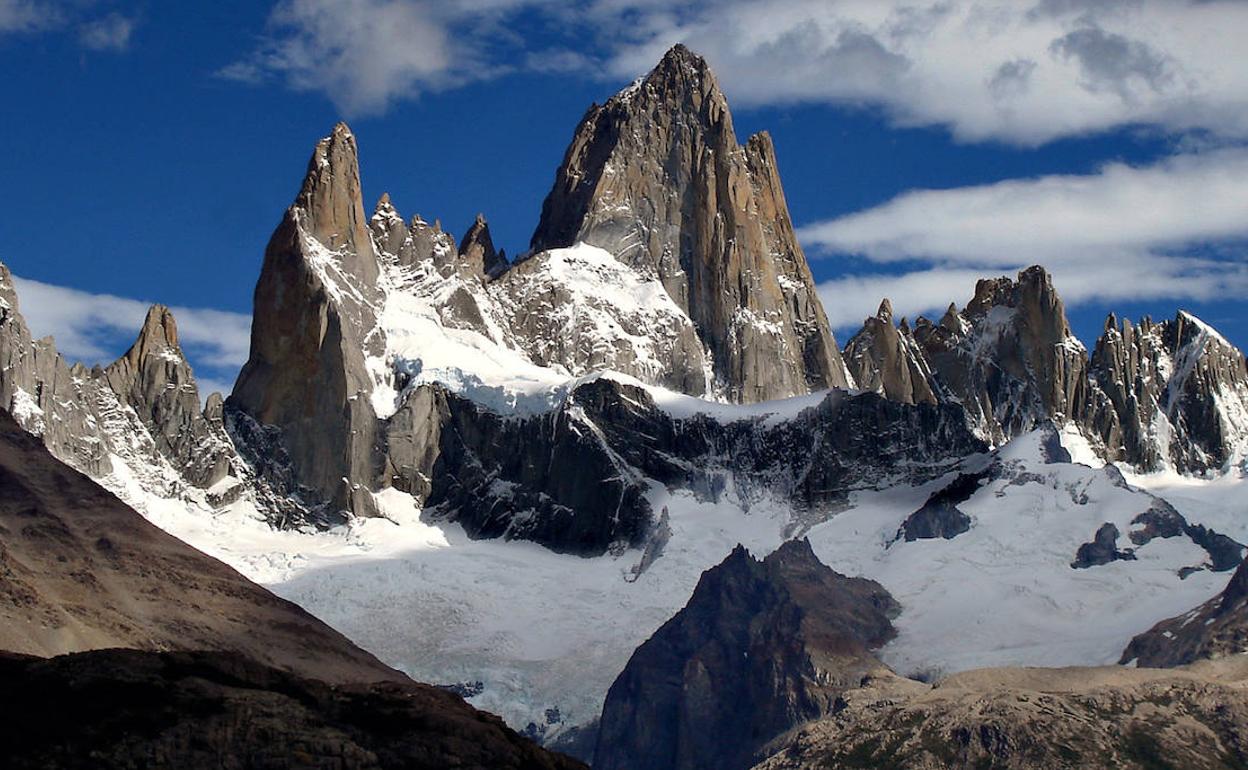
top-left (846, 266), bottom-right (1090, 445)
top-left (220, 55), bottom-right (980, 535)
top-left (588, 530), bottom-right (1248, 770)
top-left (844, 267), bottom-right (1248, 471)
top-left (594, 539), bottom-right (899, 770)
top-left (230, 122), bottom-right (386, 521)
top-left (0, 406), bottom-right (399, 684)
top-left (4, 42), bottom-right (1248, 756)
top-left (0, 264), bottom-right (248, 510)
top-left (0, 407), bottom-right (584, 768)
top-left (529, 43), bottom-right (852, 402)
top-left (1089, 311), bottom-right (1248, 474)
top-left (843, 299), bottom-right (939, 406)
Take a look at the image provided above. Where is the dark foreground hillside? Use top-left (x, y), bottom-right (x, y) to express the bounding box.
top-left (0, 408), bottom-right (582, 769)
top-left (0, 649), bottom-right (583, 770)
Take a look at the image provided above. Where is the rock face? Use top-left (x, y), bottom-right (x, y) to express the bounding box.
top-left (593, 539), bottom-right (899, 770)
top-left (530, 44), bottom-right (851, 402)
top-left (459, 213), bottom-right (509, 278)
top-left (0, 263), bottom-right (111, 477)
top-left (1121, 558), bottom-right (1248, 668)
top-left (753, 659), bottom-right (1248, 770)
top-left (0, 263), bottom-right (240, 502)
top-left (0, 408), bottom-right (400, 685)
top-left (848, 267), bottom-right (1090, 444)
top-left (102, 305), bottom-right (233, 489)
top-left (849, 270), bottom-right (1248, 472)
top-left (1088, 311), bottom-right (1248, 473)
top-left (385, 379), bottom-right (983, 556)
top-left (230, 122), bottom-right (384, 520)
top-left (0, 649), bottom-right (585, 770)
top-left (915, 266), bottom-right (1090, 443)
top-left (843, 300), bottom-right (939, 406)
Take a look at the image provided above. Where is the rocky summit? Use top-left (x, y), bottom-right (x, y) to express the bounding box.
top-left (845, 265), bottom-right (1248, 471)
top-left (530, 44), bottom-right (852, 402)
top-left (595, 539), bottom-right (899, 770)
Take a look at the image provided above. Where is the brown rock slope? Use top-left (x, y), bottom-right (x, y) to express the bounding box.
top-left (0, 649), bottom-right (583, 770)
top-left (0, 406), bottom-right (399, 684)
top-left (0, 408), bottom-right (585, 768)
top-left (754, 660), bottom-right (1248, 770)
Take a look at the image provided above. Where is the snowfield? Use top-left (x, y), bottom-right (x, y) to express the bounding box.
top-left (103, 413), bottom-right (1248, 740)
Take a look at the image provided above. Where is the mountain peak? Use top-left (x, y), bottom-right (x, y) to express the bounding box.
top-left (649, 43), bottom-right (712, 82)
top-left (876, 298), bottom-right (894, 324)
top-left (293, 123), bottom-right (373, 261)
top-left (458, 213), bottom-right (507, 278)
top-left (529, 45), bottom-right (851, 402)
top-left (135, 304), bottom-right (179, 353)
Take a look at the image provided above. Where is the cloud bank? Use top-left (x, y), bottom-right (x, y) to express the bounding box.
top-left (225, 0), bottom-right (1248, 144)
top-left (804, 148), bottom-right (1248, 328)
top-left (11, 277), bottom-right (251, 397)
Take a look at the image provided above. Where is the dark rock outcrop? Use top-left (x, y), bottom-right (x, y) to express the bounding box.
top-left (1072, 523), bottom-right (1136, 568)
top-left (230, 122), bottom-right (384, 521)
top-left (894, 469), bottom-right (991, 543)
top-left (530, 44), bottom-right (851, 402)
top-left (1121, 558), bottom-right (1248, 667)
top-left (593, 539), bottom-right (898, 770)
top-left (0, 648), bottom-right (585, 770)
top-left (383, 378), bottom-right (984, 556)
top-left (1128, 499), bottom-right (1244, 573)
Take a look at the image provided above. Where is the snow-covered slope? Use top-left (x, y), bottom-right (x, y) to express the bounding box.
top-left (364, 197), bottom-right (711, 416)
top-left (100, 421), bottom-right (1246, 741)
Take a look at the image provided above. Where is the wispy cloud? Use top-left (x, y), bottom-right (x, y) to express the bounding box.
top-left (11, 276), bottom-right (251, 395)
top-left (222, 0), bottom-right (471, 116)
top-left (0, 0), bottom-right (60, 33)
top-left (1, 1), bottom-right (137, 52)
top-left (804, 147), bottom-right (1248, 329)
top-left (78, 11), bottom-right (136, 52)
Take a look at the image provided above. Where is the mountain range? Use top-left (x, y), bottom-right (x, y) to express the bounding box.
top-left (2, 44), bottom-right (1248, 768)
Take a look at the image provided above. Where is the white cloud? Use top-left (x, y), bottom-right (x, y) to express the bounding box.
top-left (818, 268), bottom-right (991, 331)
top-left (78, 12), bottom-right (135, 52)
top-left (222, 0), bottom-right (464, 116)
top-left (10, 276), bottom-right (252, 390)
top-left (590, 0), bottom-right (1248, 145)
top-left (804, 147), bottom-right (1248, 330)
top-left (223, 0), bottom-right (1248, 142)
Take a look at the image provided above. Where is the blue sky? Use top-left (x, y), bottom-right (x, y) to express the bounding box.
top-left (1, 0), bottom-right (1246, 396)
